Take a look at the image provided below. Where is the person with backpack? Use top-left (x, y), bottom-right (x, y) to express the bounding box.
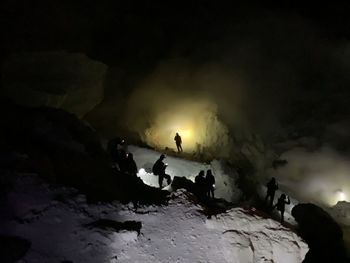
top-left (274, 193), bottom-right (290, 224)
top-left (265, 177), bottom-right (278, 208)
top-left (152, 154), bottom-right (171, 188)
top-left (205, 169), bottom-right (215, 199)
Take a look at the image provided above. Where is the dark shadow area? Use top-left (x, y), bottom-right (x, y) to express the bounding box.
top-left (292, 203), bottom-right (348, 263)
top-left (0, 100), bottom-right (167, 205)
top-left (0, 235), bottom-right (31, 263)
top-left (171, 176), bottom-right (232, 217)
top-left (84, 219), bottom-right (142, 236)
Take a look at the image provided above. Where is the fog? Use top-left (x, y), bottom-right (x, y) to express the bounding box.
top-left (268, 146), bottom-right (350, 206)
top-left (116, 11), bottom-right (350, 206)
top-left (124, 61), bottom-right (242, 157)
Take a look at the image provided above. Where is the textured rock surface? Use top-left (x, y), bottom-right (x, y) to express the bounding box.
top-left (1, 174), bottom-right (308, 263)
top-left (292, 203), bottom-right (348, 262)
top-left (2, 51), bottom-right (107, 117)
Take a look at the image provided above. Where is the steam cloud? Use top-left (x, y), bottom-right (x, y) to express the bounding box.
top-left (268, 146), bottom-right (350, 206)
top-left (86, 9), bottom-right (350, 205)
top-left (125, 61), bottom-right (244, 157)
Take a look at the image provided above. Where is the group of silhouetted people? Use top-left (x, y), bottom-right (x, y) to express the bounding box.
top-left (195, 169), bottom-right (216, 199)
top-left (108, 138), bottom-right (138, 176)
top-left (265, 177), bottom-right (291, 224)
top-left (108, 137), bottom-right (292, 224)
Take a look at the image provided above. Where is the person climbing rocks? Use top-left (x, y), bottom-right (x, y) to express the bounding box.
top-left (274, 193), bottom-right (290, 224)
top-left (265, 177), bottom-right (278, 208)
top-left (174, 132), bottom-right (183, 152)
top-left (205, 169), bottom-right (215, 199)
top-left (152, 154), bottom-right (172, 188)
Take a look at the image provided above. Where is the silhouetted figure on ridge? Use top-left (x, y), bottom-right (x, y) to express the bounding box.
top-left (274, 193), bottom-right (290, 224)
top-left (152, 154), bottom-right (171, 188)
top-left (265, 177), bottom-right (278, 208)
top-left (205, 169), bottom-right (215, 199)
top-left (125, 153), bottom-right (138, 176)
top-left (174, 132), bottom-right (183, 152)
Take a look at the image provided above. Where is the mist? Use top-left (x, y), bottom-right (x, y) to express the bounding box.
top-left (120, 13), bottom-right (328, 154)
top-left (268, 146), bottom-right (350, 206)
top-left (77, 7), bottom-right (350, 204)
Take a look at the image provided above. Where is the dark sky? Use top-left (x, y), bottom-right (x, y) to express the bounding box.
top-left (2, 1), bottom-right (350, 151)
top-left (2, 1), bottom-right (350, 68)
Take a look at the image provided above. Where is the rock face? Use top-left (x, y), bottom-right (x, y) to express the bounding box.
top-left (2, 173), bottom-right (308, 263)
top-left (0, 101), bottom-right (167, 203)
top-left (1, 51), bottom-right (107, 118)
top-left (292, 203), bottom-right (348, 263)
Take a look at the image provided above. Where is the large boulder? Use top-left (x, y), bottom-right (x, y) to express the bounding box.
top-left (1, 51), bottom-right (107, 118)
top-left (0, 101), bottom-right (167, 203)
top-left (292, 203), bottom-right (348, 262)
top-left (0, 100), bottom-right (114, 199)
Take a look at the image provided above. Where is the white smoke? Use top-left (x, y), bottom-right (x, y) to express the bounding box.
top-left (268, 146), bottom-right (350, 206)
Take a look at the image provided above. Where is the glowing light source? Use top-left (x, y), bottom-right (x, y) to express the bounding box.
top-left (142, 99), bottom-right (230, 155)
top-left (337, 190), bottom-right (346, 202)
top-left (330, 190), bottom-right (347, 206)
top-left (177, 129), bottom-right (192, 140)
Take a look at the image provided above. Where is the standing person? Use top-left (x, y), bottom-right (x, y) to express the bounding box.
top-left (107, 137), bottom-right (121, 168)
top-left (174, 132), bottom-right (183, 152)
top-left (125, 153), bottom-right (138, 176)
top-left (152, 154), bottom-right (171, 188)
top-left (265, 177), bottom-right (278, 208)
top-left (117, 149), bottom-right (128, 173)
top-left (274, 194), bottom-right (290, 224)
top-left (205, 169), bottom-right (215, 199)
top-left (195, 170), bottom-right (206, 196)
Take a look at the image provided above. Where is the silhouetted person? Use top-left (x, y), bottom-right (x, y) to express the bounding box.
top-left (108, 137), bottom-right (128, 171)
top-left (108, 137), bottom-right (121, 166)
top-left (125, 153), bottom-right (138, 176)
top-left (265, 177), bottom-right (278, 207)
top-left (274, 194), bottom-right (290, 224)
top-left (152, 154), bottom-right (171, 188)
top-left (205, 169), bottom-right (215, 199)
top-left (118, 149), bottom-right (128, 173)
top-left (174, 132), bottom-right (183, 152)
top-left (195, 170), bottom-right (206, 196)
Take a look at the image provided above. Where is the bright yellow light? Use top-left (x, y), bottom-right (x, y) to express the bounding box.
top-left (337, 191), bottom-right (346, 202)
top-left (142, 99), bottom-right (230, 155)
top-left (330, 190), bottom-right (347, 206)
top-left (176, 129), bottom-right (192, 140)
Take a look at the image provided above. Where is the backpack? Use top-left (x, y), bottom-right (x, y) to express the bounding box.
top-left (152, 163), bottom-right (158, 175)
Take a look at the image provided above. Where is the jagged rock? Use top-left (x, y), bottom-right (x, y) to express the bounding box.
top-left (84, 219), bottom-right (142, 235)
top-left (171, 176), bottom-right (230, 217)
top-left (171, 176), bottom-right (204, 198)
top-left (0, 101), bottom-right (167, 204)
top-left (292, 203), bottom-right (348, 263)
top-left (0, 235), bottom-right (31, 263)
top-left (1, 51), bottom-right (107, 118)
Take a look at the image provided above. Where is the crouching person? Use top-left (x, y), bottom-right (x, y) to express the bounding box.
top-left (152, 154), bottom-right (172, 188)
